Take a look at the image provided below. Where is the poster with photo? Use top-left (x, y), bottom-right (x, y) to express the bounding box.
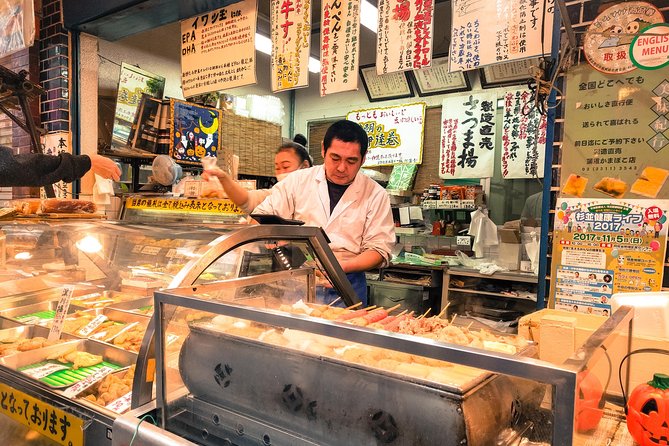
top-left (111, 63), bottom-right (165, 148)
top-left (347, 103), bottom-right (425, 166)
top-left (320, 0), bottom-right (361, 96)
top-left (560, 64), bottom-right (669, 200)
top-left (439, 92), bottom-right (497, 179)
top-left (271, 0), bottom-right (311, 92)
top-left (551, 198), bottom-right (668, 316)
top-left (501, 89), bottom-right (547, 179)
top-left (376, 0), bottom-right (434, 74)
top-left (181, 1), bottom-right (257, 97)
top-left (169, 99), bottom-right (222, 164)
top-left (449, 0), bottom-right (553, 72)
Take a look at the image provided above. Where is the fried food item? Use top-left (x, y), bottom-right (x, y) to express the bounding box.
top-left (49, 349), bottom-right (103, 369)
top-left (593, 177), bottom-right (627, 198)
top-left (39, 198), bottom-right (97, 214)
top-left (113, 324), bottom-right (146, 352)
top-left (562, 174), bottom-right (588, 197)
top-left (631, 166), bottom-right (669, 198)
top-left (81, 365), bottom-right (135, 407)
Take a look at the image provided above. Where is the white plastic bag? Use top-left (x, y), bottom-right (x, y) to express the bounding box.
top-left (468, 208), bottom-right (498, 258)
top-left (199, 156), bottom-right (225, 198)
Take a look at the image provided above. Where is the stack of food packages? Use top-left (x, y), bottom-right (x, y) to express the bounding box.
top-left (198, 301), bottom-right (530, 389)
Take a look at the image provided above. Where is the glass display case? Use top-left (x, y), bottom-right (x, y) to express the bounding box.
top-left (0, 220), bottom-right (357, 445)
top-left (112, 278), bottom-right (634, 446)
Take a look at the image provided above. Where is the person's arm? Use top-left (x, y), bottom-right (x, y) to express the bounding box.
top-left (0, 146), bottom-right (90, 187)
top-left (202, 167), bottom-right (250, 207)
top-left (89, 154), bottom-right (121, 181)
top-left (356, 186), bottom-right (396, 269)
top-left (338, 250), bottom-right (384, 273)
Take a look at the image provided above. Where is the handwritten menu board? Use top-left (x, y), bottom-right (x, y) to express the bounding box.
top-left (320, 0), bottom-right (361, 96)
top-left (439, 92), bottom-right (497, 179)
top-left (501, 89), bottom-right (547, 179)
top-left (560, 65), bottom-right (669, 200)
top-left (271, 0), bottom-right (311, 92)
top-left (449, 0), bottom-right (553, 72)
top-left (376, 0), bottom-right (434, 74)
top-left (347, 103), bottom-right (426, 166)
top-left (181, 1), bottom-right (258, 97)
top-left (551, 198), bottom-right (668, 316)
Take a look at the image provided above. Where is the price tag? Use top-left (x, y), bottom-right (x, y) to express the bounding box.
top-left (63, 366), bottom-right (116, 398)
top-left (105, 391), bottom-right (132, 414)
top-left (0, 382), bottom-right (84, 446)
top-left (48, 286), bottom-right (75, 341)
top-left (141, 246), bottom-right (161, 256)
top-left (22, 362), bottom-right (69, 379)
top-left (77, 315), bottom-right (108, 337)
top-left (456, 236), bottom-right (471, 246)
top-left (19, 316), bottom-right (41, 325)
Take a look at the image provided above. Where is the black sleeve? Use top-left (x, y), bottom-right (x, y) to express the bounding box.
top-left (0, 146), bottom-right (91, 187)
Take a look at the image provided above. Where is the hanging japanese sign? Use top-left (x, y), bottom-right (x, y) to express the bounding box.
top-left (181, 1), bottom-right (258, 97)
top-left (43, 132), bottom-right (72, 198)
top-left (449, 0), bottom-right (553, 72)
top-left (501, 89), bottom-right (548, 179)
top-left (111, 63), bottom-right (165, 148)
top-left (439, 92), bottom-right (497, 179)
top-left (169, 99), bottom-right (222, 164)
top-left (346, 103), bottom-right (425, 166)
top-left (320, 0), bottom-right (361, 96)
top-left (560, 64), bottom-right (669, 200)
top-left (630, 23), bottom-right (669, 71)
top-left (271, 0), bottom-right (311, 92)
top-left (376, 0), bottom-right (434, 74)
top-left (582, 1), bottom-right (663, 74)
top-left (551, 198), bottom-right (668, 316)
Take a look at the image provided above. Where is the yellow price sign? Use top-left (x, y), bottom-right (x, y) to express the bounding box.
top-left (0, 382), bottom-right (84, 446)
top-left (125, 197), bottom-right (244, 214)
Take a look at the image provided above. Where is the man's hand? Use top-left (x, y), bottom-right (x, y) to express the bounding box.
top-left (202, 166), bottom-right (228, 182)
top-left (89, 154), bottom-right (121, 181)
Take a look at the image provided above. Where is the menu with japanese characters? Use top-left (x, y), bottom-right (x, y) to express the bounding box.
top-left (346, 103), bottom-right (426, 166)
top-left (181, 1), bottom-right (257, 97)
top-left (320, 0), bottom-right (361, 96)
top-left (560, 65), bottom-right (669, 200)
top-left (449, 0), bottom-right (553, 72)
top-left (501, 89), bottom-right (547, 179)
top-left (376, 0), bottom-right (434, 74)
top-left (551, 198), bottom-right (668, 316)
top-left (439, 92), bottom-right (497, 179)
top-left (271, 0), bottom-right (311, 92)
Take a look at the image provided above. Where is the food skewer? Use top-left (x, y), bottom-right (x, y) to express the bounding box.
top-left (327, 296), bottom-right (342, 307)
top-left (336, 306), bottom-right (377, 321)
top-left (417, 308), bottom-right (431, 320)
top-left (345, 302), bottom-right (363, 310)
top-left (436, 302), bottom-right (450, 319)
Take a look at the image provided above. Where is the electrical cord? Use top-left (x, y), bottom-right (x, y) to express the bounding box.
top-left (129, 414), bottom-right (158, 446)
top-left (617, 348), bottom-right (669, 415)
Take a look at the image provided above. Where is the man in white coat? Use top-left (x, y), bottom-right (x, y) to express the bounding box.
top-left (253, 120), bottom-right (396, 305)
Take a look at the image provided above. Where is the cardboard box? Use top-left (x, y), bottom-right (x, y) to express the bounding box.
top-left (497, 242), bottom-right (521, 270)
top-left (520, 309), bottom-right (669, 398)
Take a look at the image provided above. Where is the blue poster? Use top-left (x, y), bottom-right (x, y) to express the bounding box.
top-left (169, 99), bottom-right (221, 164)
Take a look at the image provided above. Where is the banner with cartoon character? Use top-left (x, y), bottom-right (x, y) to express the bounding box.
top-left (550, 198), bottom-right (668, 316)
top-left (169, 99), bottom-right (222, 164)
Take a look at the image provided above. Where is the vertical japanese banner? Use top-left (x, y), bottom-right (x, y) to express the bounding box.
top-left (43, 132), bottom-right (72, 198)
top-left (439, 92), bottom-right (497, 179)
top-left (560, 65), bottom-right (669, 200)
top-left (551, 198), bottom-right (668, 316)
top-left (346, 103), bottom-right (425, 166)
top-left (0, 0), bottom-right (34, 58)
top-left (449, 0), bottom-right (553, 72)
top-left (271, 0), bottom-right (311, 92)
top-left (501, 89), bottom-right (547, 179)
top-left (111, 63), bottom-right (165, 148)
top-left (320, 0), bottom-right (361, 96)
top-left (376, 0), bottom-right (434, 74)
top-left (181, 1), bottom-right (258, 97)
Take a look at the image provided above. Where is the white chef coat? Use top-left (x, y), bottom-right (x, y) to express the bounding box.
top-left (241, 188), bottom-right (271, 213)
top-left (253, 165), bottom-right (396, 266)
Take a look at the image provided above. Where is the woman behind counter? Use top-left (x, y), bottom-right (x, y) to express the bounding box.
top-left (204, 141), bottom-right (312, 213)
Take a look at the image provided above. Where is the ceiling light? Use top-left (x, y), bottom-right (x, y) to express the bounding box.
top-left (255, 33), bottom-right (321, 73)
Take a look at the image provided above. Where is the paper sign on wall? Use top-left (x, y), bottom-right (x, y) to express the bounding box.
top-left (181, 1), bottom-right (258, 97)
top-left (551, 198), bottom-right (668, 316)
top-left (320, 0), bottom-right (361, 96)
top-left (271, 0), bottom-right (311, 92)
top-left (347, 103), bottom-right (425, 166)
top-left (439, 92), bottom-right (497, 179)
top-left (501, 89), bottom-right (547, 179)
top-left (376, 0), bottom-right (434, 74)
top-left (449, 0), bottom-right (553, 72)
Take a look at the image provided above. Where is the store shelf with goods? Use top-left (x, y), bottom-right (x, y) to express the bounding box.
top-left (421, 199), bottom-right (478, 210)
top-left (441, 267), bottom-right (540, 324)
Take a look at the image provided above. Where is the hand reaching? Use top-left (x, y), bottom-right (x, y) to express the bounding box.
top-left (89, 154), bottom-right (121, 181)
